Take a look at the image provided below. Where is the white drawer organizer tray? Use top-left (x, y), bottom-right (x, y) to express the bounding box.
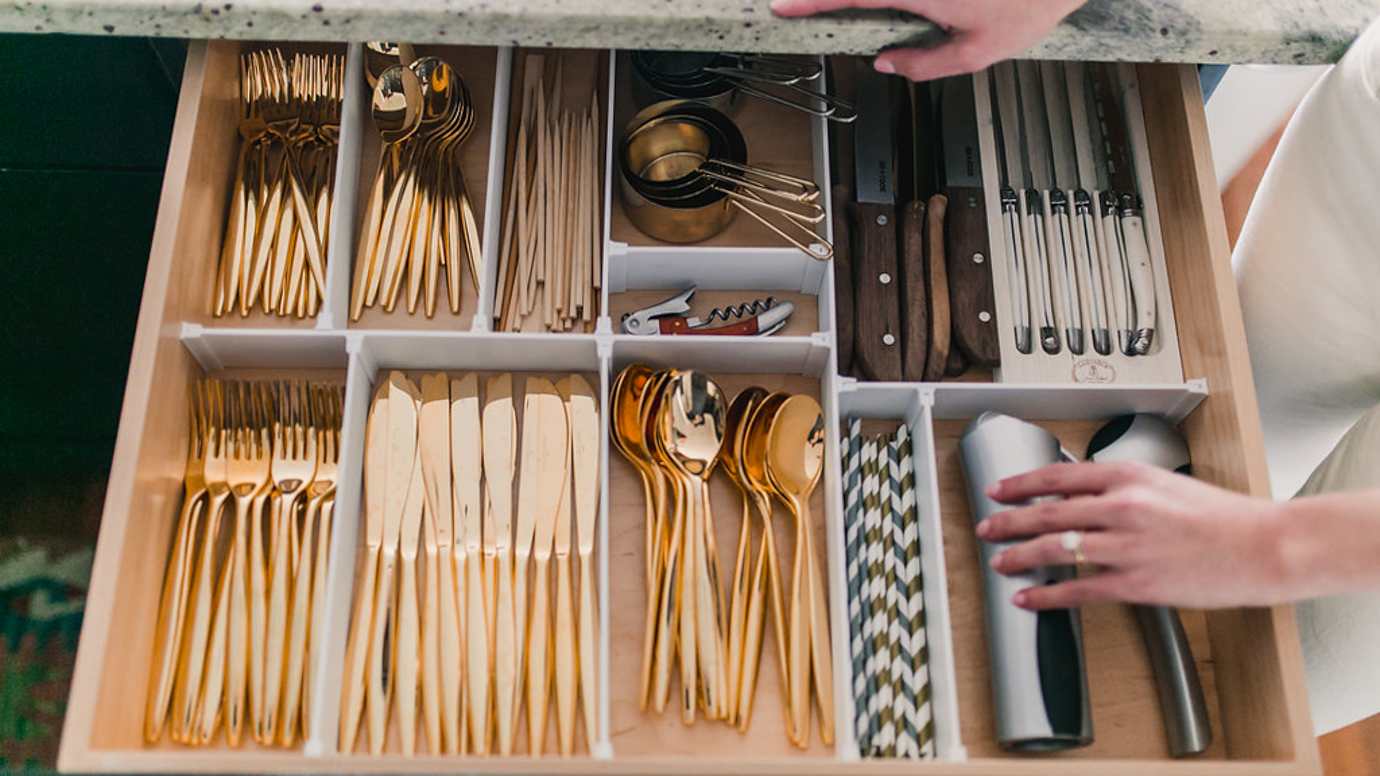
top-left (60, 37), bottom-right (1317, 776)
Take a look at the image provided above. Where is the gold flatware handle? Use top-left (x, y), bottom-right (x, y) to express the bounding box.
top-left (279, 502), bottom-right (318, 746)
top-left (492, 553), bottom-right (519, 756)
top-left (367, 549), bottom-right (398, 756)
top-left (144, 491), bottom-right (206, 742)
top-left (226, 496), bottom-right (255, 747)
top-left (338, 546), bottom-right (379, 754)
top-left (725, 498), bottom-right (752, 726)
top-left (464, 551), bottom-right (490, 754)
top-left (261, 495), bottom-right (296, 743)
top-left (247, 495), bottom-right (270, 743)
top-left (304, 497), bottom-right (335, 739)
top-left (439, 548), bottom-right (464, 754)
top-left (673, 478), bottom-right (697, 723)
top-left (351, 166), bottom-right (388, 319)
top-left (693, 481), bottom-right (726, 721)
top-left (197, 543), bottom-right (236, 746)
top-left (737, 530), bottom-right (769, 734)
top-left (396, 552), bottom-right (421, 756)
top-left (576, 552), bottom-right (598, 753)
top-left (554, 553), bottom-right (578, 756)
top-left (420, 546), bottom-right (443, 755)
top-left (804, 527), bottom-right (835, 747)
top-left (527, 556), bottom-right (554, 755)
top-left (172, 495), bottom-right (228, 744)
top-left (788, 506), bottom-right (811, 748)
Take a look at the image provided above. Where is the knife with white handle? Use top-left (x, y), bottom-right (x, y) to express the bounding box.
top-left (989, 63), bottom-right (1033, 355)
top-left (1060, 61), bottom-right (1114, 356)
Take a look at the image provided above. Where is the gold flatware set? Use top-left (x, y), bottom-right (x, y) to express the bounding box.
top-left (144, 379), bottom-right (344, 748)
top-left (350, 53), bottom-right (482, 320)
top-left (340, 371), bottom-right (600, 757)
top-left (610, 364), bottom-right (834, 747)
top-left (215, 51), bottom-right (344, 319)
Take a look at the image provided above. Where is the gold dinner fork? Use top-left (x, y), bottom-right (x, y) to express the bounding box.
top-left (294, 386), bottom-right (341, 743)
top-left (146, 382), bottom-right (211, 742)
top-left (259, 382), bottom-right (317, 745)
top-left (201, 382), bottom-right (271, 746)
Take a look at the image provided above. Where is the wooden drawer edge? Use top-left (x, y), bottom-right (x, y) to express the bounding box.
top-left (1138, 63), bottom-right (1319, 775)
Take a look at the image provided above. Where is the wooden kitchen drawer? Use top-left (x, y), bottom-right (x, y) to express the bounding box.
top-left (59, 38), bottom-right (1319, 776)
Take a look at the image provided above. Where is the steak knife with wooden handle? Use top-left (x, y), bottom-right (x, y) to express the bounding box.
top-left (850, 60), bottom-right (903, 382)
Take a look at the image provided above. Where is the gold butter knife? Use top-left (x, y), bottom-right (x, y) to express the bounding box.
top-left (482, 374), bottom-right (518, 755)
top-left (451, 374), bottom-right (487, 754)
top-left (522, 378), bottom-right (569, 755)
top-left (340, 385), bottom-right (387, 753)
top-left (394, 444), bottom-right (425, 756)
top-left (419, 373), bottom-right (463, 754)
top-left (564, 374), bottom-right (600, 753)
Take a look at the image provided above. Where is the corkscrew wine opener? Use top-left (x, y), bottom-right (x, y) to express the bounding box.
top-left (621, 285), bottom-right (795, 336)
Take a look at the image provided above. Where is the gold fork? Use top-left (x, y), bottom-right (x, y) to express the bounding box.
top-left (171, 381), bottom-right (231, 744)
top-left (260, 382), bottom-right (317, 745)
top-left (295, 386), bottom-right (341, 743)
top-left (202, 382), bottom-right (271, 746)
top-left (146, 382), bottom-right (211, 742)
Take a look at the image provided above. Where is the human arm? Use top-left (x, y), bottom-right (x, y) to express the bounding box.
top-left (976, 460), bottom-right (1380, 610)
top-left (769, 0), bottom-right (1089, 82)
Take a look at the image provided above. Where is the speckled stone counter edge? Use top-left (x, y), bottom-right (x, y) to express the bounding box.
top-left (2, 0), bottom-right (1373, 66)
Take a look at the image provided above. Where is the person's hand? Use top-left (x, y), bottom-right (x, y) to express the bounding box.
top-left (977, 461), bottom-right (1293, 610)
top-left (770, 0), bottom-right (1088, 82)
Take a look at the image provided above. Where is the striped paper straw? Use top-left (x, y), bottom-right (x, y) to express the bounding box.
top-left (898, 425), bottom-right (935, 759)
top-left (887, 431), bottom-right (917, 758)
top-left (842, 418), bottom-right (868, 753)
top-left (860, 438), bottom-right (888, 756)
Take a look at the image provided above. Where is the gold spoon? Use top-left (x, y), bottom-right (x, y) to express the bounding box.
top-left (657, 371), bottom-right (728, 723)
top-left (718, 386), bottom-right (767, 727)
top-left (609, 364), bottom-right (668, 712)
top-left (739, 392), bottom-right (793, 740)
top-left (766, 394), bottom-right (834, 748)
top-left (640, 369), bottom-right (684, 715)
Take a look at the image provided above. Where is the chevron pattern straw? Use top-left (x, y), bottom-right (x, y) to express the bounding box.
top-left (842, 420), bottom-right (867, 752)
top-left (841, 420), bottom-right (935, 761)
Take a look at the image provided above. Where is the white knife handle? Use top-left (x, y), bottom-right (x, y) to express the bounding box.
top-left (1021, 189), bottom-right (1061, 355)
top-left (1072, 191), bottom-right (1113, 355)
top-left (1046, 190), bottom-right (1085, 355)
top-left (1097, 191), bottom-right (1133, 354)
top-left (1118, 196), bottom-right (1157, 355)
top-left (1000, 188), bottom-right (1033, 354)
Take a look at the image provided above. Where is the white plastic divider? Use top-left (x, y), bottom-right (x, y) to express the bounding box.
top-left (304, 336), bottom-right (375, 755)
top-left (474, 46), bottom-right (515, 332)
top-left (610, 334), bottom-right (830, 377)
top-left (317, 42), bottom-right (367, 332)
top-left (834, 381), bottom-right (966, 763)
top-left (929, 378), bottom-right (1208, 422)
top-left (593, 339), bottom-right (616, 759)
top-left (180, 323), bottom-right (350, 370)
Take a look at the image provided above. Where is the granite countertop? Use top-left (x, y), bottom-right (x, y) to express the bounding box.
top-left (4, 0), bottom-right (1374, 64)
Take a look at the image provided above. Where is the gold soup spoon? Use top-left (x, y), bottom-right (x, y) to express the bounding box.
top-left (640, 369), bottom-right (683, 715)
top-left (766, 394), bottom-right (834, 748)
top-left (718, 386), bottom-right (767, 727)
top-left (609, 364), bottom-right (668, 712)
top-left (656, 371), bottom-right (728, 723)
top-left (739, 392), bottom-right (792, 739)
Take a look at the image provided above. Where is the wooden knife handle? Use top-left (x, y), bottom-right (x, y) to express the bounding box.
top-left (850, 201), bottom-right (903, 382)
top-left (923, 194), bottom-right (952, 383)
top-left (899, 200), bottom-right (929, 383)
top-left (831, 184), bottom-right (856, 377)
top-left (945, 185), bottom-right (1001, 367)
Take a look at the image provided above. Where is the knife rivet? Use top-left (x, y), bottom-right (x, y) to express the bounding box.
top-left (879, 272), bottom-right (892, 285)
top-left (973, 252), bottom-right (985, 264)
top-left (882, 333), bottom-right (896, 346)
top-left (876, 214), bottom-right (888, 226)
top-left (979, 311), bottom-right (992, 323)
